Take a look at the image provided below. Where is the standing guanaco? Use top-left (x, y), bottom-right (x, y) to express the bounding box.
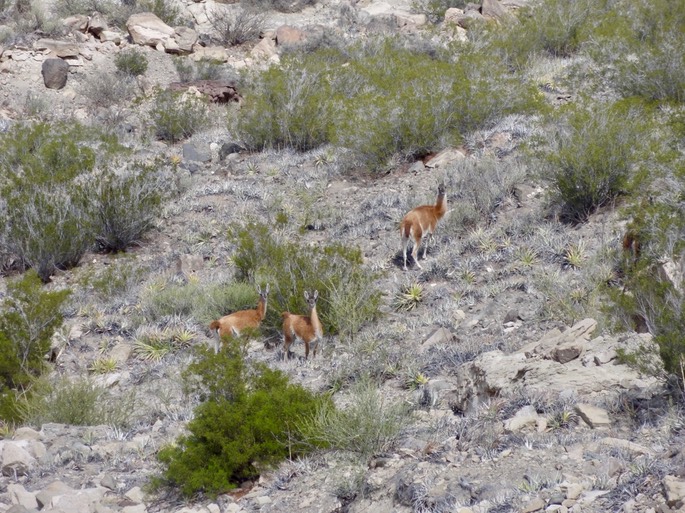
top-left (209, 284), bottom-right (269, 353)
top-left (400, 184), bottom-right (447, 271)
top-left (281, 290), bottom-right (323, 360)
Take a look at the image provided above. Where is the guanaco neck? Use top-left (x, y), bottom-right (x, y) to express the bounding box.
top-left (435, 191), bottom-right (447, 218)
top-left (310, 304), bottom-right (322, 337)
top-left (257, 297), bottom-right (267, 321)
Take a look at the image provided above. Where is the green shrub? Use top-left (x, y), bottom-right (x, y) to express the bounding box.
top-left (16, 376), bottom-right (135, 428)
top-left (299, 378), bottom-right (411, 457)
top-left (535, 102), bottom-right (649, 222)
top-left (79, 257), bottom-right (147, 301)
top-left (172, 57), bottom-right (194, 83)
top-left (148, 90), bottom-right (209, 143)
top-left (231, 222), bottom-right (381, 337)
top-left (0, 270), bottom-right (70, 422)
top-left (237, 59), bottom-right (334, 151)
top-left (138, 279), bottom-right (257, 327)
top-left (155, 342), bottom-right (328, 497)
top-left (92, 163), bottom-right (167, 252)
top-left (115, 48), bottom-right (148, 77)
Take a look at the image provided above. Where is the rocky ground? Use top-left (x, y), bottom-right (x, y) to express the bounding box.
top-left (1, 0), bottom-right (685, 512)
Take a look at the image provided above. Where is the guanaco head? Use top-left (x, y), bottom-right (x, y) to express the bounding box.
top-left (256, 283), bottom-right (270, 319)
top-left (304, 290), bottom-right (318, 310)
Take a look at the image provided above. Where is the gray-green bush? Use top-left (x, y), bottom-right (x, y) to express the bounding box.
top-left (231, 222), bottom-right (381, 337)
top-left (92, 163), bottom-right (167, 252)
top-left (236, 38), bottom-right (542, 170)
top-left (16, 376), bottom-right (136, 428)
top-left (535, 102), bottom-right (650, 222)
top-left (148, 90), bottom-right (209, 143)
top-left (115, 48), bottom-right (148, 77)
top-left (589, 0), bottom-right (685, 103)
top-left (299, 378), bottom-right (411, 457)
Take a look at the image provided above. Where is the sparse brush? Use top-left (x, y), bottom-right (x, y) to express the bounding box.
top-left (404, 370), bottom-right (430, 390)
top-left (394, 282), bottom-right (424, 311)
top-left (133, 329), bottom-right (174, 361)
top-left (516, 246), bottom-right (539, 269)
top-left (564, 241), bottom-right (587, 269)
top-left (89, 357), bottom-right (119, 374)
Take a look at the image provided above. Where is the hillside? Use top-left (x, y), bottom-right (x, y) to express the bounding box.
top-left (1, 0), bottom-right (685, 512)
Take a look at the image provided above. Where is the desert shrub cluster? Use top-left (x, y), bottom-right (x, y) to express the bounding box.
top-left (0, 122), bottom-right (171, 282)
top-left (236, 37), bottom-right (543, 169)
top-left (155, 341), bottom-right (329, 497)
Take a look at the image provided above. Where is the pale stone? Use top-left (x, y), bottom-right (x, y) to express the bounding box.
top-left (575, 403), bottom-right (611, 428)
top-left (664, 475), bottom-right (685, 507)
top-left (125, 486), bottom-right (145, 503)
top-left (1, 442), bottom-right (36, 476)
top-left (8, 484), bottom-right (38, 509)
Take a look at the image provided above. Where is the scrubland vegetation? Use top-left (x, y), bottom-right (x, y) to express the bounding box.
top-left (1, 0), bottom-right (685, 505)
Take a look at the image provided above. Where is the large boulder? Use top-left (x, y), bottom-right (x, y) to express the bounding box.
top-left (126, 12), bottom-right (174, 46)
top-left (41, 58), bottom-right (69, 89)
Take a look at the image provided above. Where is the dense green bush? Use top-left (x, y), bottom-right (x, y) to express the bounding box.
top-left (155, 342), bottom-right (328, 497)
top-left (535, 102), bottom-right (649, 222)
top-left (0, 270), bottom-right (70, 422)
top-left (231, 222), bottom-right (381, 337)
top-left (92, 163), bottom-right (167, 252)
top-left (236, 38), bottom-right (542, 169)
top-left (148, 90), bottom-right (209, 143)
top-left (115, 48), bottom-right (148, 77)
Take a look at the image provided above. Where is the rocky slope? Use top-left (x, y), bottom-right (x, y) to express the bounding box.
top-left (1, 0), bottom-right (685, 513)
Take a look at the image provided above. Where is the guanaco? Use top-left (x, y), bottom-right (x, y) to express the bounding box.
top-left (281, 290), bottom-right (323, 360)
top-left (209, 284), bottom-right (269, 353)
top-left (400, 183), bottom-right (447, 271)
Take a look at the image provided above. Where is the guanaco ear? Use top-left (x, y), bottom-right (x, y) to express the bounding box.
top-left (264, 283), bottom-right (270, 295)
top-left (304, 291), bottom-right (310, 301)
top-left (313, 290), bottom-right (319, 301)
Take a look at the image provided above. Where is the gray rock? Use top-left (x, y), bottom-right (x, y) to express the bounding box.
top-left (182, 142), bottom-right (212, 163)
top-left (126, 12), bottom-right (174, 47)
top-left (41, 59), bottom-right (69, 89)
top-left (1, 441), bottom-right (36, 476)
top-left (219, 142), bottom-right (243, 161)
top-left (8, 483), bottom-right (38, 509)
top-left (35, 481), bottom-right (73, 509)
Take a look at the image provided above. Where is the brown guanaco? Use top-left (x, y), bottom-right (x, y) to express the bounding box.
top-left (281, 290), bottom-right (323, 360)
top-left (400, 184), bottom-right (447, 271)
top-left (209, 284), bottom-right (269, 353)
